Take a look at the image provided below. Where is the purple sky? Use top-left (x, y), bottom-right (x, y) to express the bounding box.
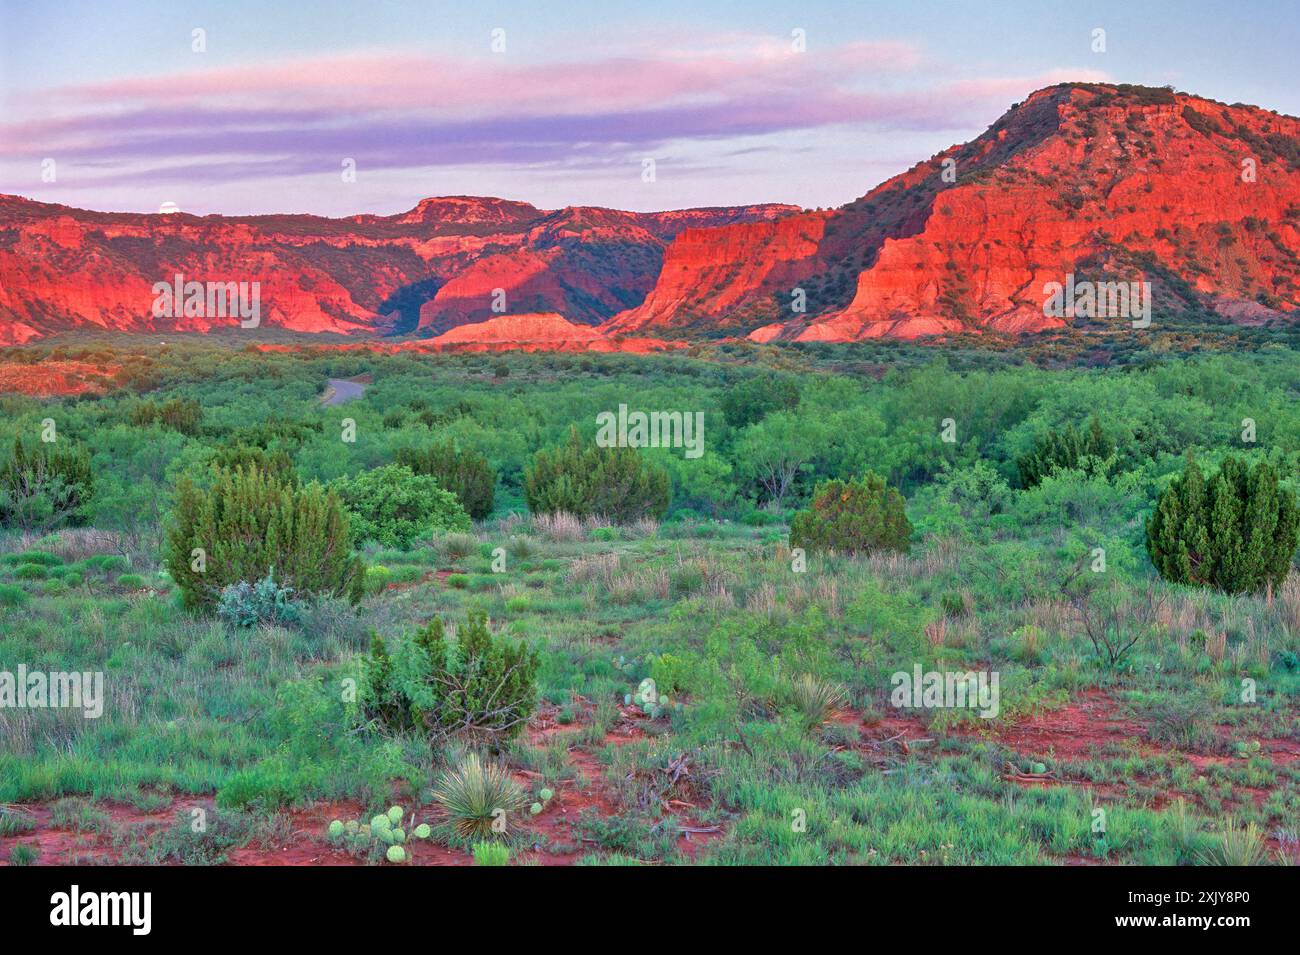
top-left (2, 0), bottom-right (1295, 216)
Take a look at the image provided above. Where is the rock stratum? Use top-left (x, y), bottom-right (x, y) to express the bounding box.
top-left (3, 83), bottom-right (1299, 347)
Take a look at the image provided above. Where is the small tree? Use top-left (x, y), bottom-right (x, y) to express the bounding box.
top-left (360, 611), bottom-right (539, 743)
top-left (395, 442), bottom-right (496, 519)
top-left (1061, 559), bottom-right (1165, 668)
top-left (129, 397), bottom-right (203, 436)
top-left (165, 464), bottom-right (364, 611)
top-left (721, 374), bottom-right (800, 429)
top-left (1017, 417), bottom-right (1114, 488)
top-left (789, 473), bottom-right (912, 556)
top-left (208, 444), bottom-right (298, 485)
top-left (1147, 454), bottom-right (1298, 594)
top-left (332, 464), bottom-right (471, 548)
top-left (732, 411), bottom-right (830, 510)
top-left (0, 436), bottom-right (94, 532)
top-left (524, 427), bottom-right (669, 522)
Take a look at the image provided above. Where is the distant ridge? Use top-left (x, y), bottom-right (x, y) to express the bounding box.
top-left (3, 83), bottom-right (1298, 346)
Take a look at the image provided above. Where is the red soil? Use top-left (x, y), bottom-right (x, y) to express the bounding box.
top-left (1, 702), bottom-right (721, 867)
top-left (834, 690), bottom-right (1298, 829)
top-left (0, 361), bottom-right (120, 396)
top-left (518, 701), bottom-right (723, 864)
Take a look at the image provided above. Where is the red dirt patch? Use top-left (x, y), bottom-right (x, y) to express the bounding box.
top-left (951, 690), bottom-right (1146, 760)
top-left (0, 360), bottom-right (120, 396)
top-left (0, 796), bottom-right (478, 867)
top-left (518, 705), bottom-right (723, 864)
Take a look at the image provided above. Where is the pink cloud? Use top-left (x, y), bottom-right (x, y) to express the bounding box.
top-left (2, 36), bottom-right (1116, 197)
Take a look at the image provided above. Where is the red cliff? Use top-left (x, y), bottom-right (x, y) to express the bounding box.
top-left (3, 83), bottom-right (1298, 346)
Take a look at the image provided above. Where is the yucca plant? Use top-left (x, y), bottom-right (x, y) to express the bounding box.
top-left (1196, 818), bottom-right (1267, 867)
top-left (788, 673), bottom-right (846, 729)
top-left (1167, 799), bottom-right (1202, 861)
top-left (433, 752), bottom-right (527, 839)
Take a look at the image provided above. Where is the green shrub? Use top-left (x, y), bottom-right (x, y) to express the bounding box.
top-left (333, 464), bottom-right (471, 549)
top-left (365, 564), bottom-right (392, 595)
top-left (165, 464), bottom-right (365, 611)
top-left (129, 397), bottom-right (202, 435)
top-left (2, 551), bottom-right (63, 567)
top-left (385, 565), bottom-right (422, 584)
top-left (0, 436), bottom-right (94, 532)
top-left (940, 591), bottom-right (969, 617)
top-left (721, 374), bottom-right (800, 429)
top-left (79, 554), bottom-right (129, 575)
top-left (1017, 417), bottom-right (1114, 488)
top-left (216, 571), bottom-right (303, 628)
top-left (359, 610), bottom-right (539, 742)
top-left (740, 508), bottom-right (778, 527)
top-left (789, 473), bottom-right (912, 556)
top-left (472, 841), bottom-right (512, 866)
top-left (524, 427), bottom-right (669, 523)
top-left (395, 442), bottom-right (496, 520)
top-left (208, 444), bottom-right (298, 484)
top-left (0, 584), bottom-right (28, 609)
top-left (1147, 455), bottom-right (1299, 594)
top-left (9, 844), bottom-right (37, 866)
top-left (116, 573), bottom-right (146, 589)
top-left (441, 533), bottom-right (478, 561)
top-left (13, 563), bottom-right (48, 580)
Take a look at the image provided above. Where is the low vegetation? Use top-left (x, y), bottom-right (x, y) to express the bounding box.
top-left (0, 340), bottom-right (1296, 866)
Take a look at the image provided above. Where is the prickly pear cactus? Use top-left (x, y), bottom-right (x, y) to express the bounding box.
top-left (635, 678), bottom-right (657, 705)
top-left (328, 809), bottom-right (432, 862)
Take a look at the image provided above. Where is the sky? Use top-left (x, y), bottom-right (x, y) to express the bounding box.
top-left (1, 0), bottom-right (1297, 217)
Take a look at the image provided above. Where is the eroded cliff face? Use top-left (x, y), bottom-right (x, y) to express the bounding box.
top-left (0, 194), bottom-right (793, 342)
top-left (604, 213), bottom-right (832, 334)
top-left (4, 83), bottom-right (1298, 347)
top-left (616, 85), bottom-right (1300, 343)
top-left (777, 85), bottom-right (1300, 340)
top-left (412, 203), bottom-right (801, 333)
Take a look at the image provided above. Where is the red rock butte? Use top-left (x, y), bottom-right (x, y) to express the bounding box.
top-left (2, 83), bottom-right (1298, 349)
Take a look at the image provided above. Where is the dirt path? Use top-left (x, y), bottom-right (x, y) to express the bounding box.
top-left (320, 376), bottom-right (368, 406)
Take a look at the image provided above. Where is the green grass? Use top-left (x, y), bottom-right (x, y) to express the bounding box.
top-left (0, 342), bottom-right (1297, 865)
top-left (2, 512), bottom-right (1296, 865)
